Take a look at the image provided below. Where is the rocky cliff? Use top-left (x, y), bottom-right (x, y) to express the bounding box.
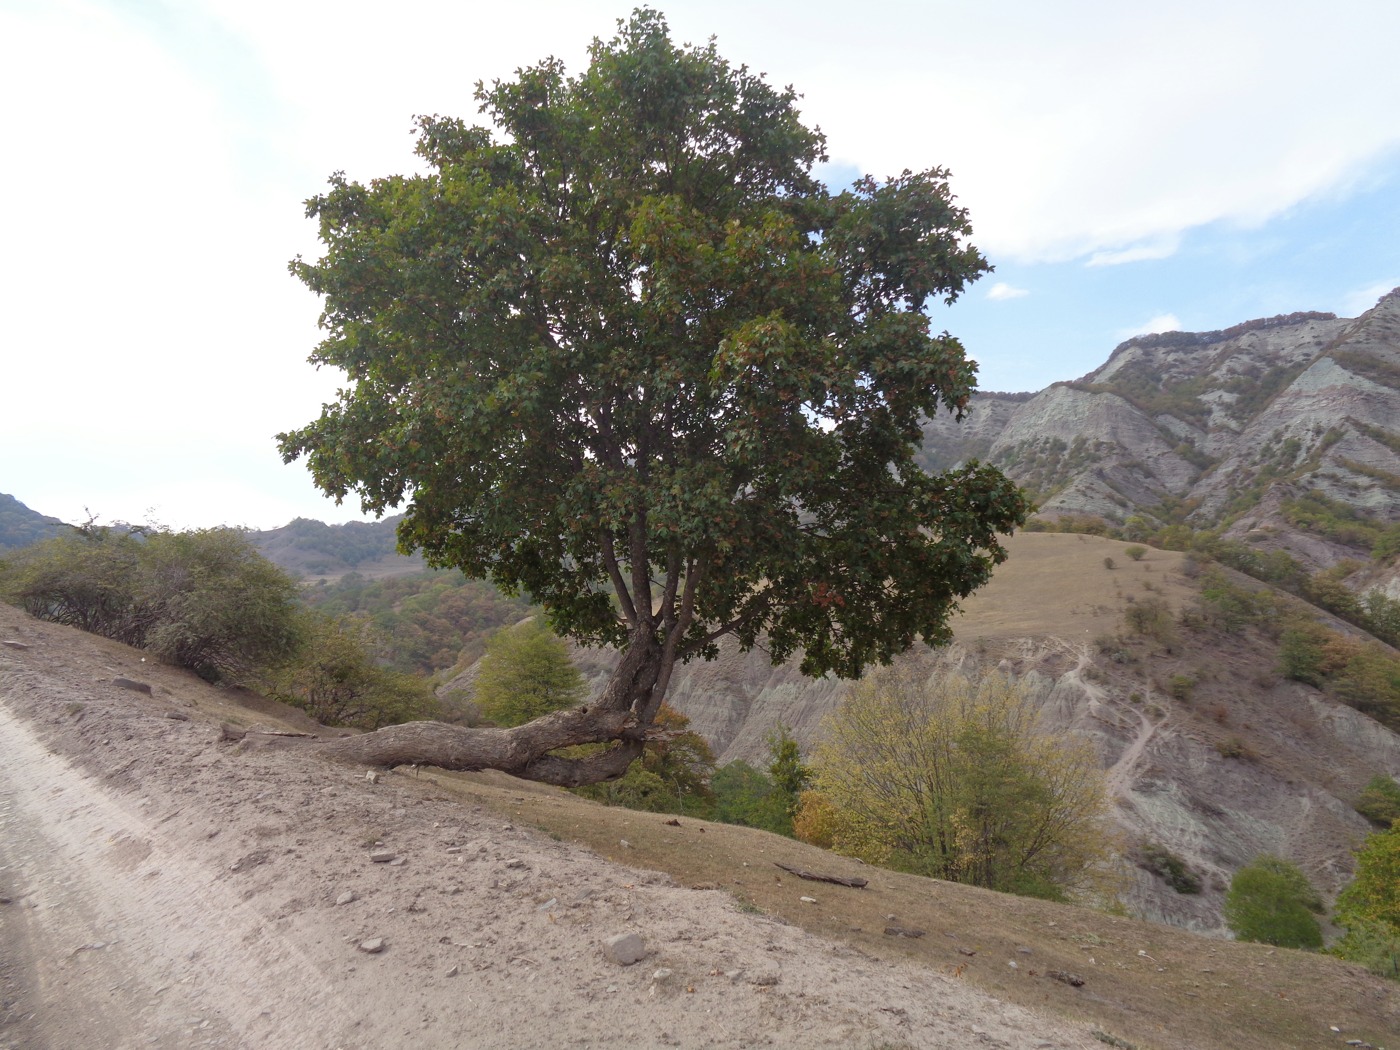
top-left (921, 292), bottom-right (1400, 579)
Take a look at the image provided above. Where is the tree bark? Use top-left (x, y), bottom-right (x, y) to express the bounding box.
top-left (243, 627), bottom-right (667, 787)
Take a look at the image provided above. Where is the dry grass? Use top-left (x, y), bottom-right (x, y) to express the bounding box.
top-left (400, 767), bottom-right (1398, 1050)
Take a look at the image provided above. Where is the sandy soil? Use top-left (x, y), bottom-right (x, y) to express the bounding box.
top-left (0, 606), bottom-right (1102, 1050)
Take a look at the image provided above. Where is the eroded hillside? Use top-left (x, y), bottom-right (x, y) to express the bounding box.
top-left (920, 293), bottom-right (1400, 579)
top-left (538, 533), bottom-right (1400, 937)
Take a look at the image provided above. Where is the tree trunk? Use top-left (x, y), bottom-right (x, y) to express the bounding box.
top-left (245, 627), bottom-right (667, 787)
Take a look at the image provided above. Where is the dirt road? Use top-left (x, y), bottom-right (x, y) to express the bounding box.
top-left (0, 608), bottom-right (1098, 1049)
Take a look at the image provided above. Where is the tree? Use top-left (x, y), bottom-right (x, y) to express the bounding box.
top-left (1355, 775), bottom-right (1400, 827)
top-left (801, 668), bottom-right (1110, 899)
top-left (1332, 821), bottom-right (1400, 979)
top-left (1222, 855), bottom-right (1323, 949)
top-left (276, 9), bottom-right (1029, 784)
top-left (472, 620), bottom-right (587, 727)
top-left (711, 761), bottom-right (792, 834)
top-left (767, 723), bottom-right (811, 820)
top-left (1335, 820), bottom-right (1400, 934)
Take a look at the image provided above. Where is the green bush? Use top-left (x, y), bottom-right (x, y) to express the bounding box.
top-left (1333, 821), bottom-right (1400, 979)
top-left (1355, 776), bottom-right (1400, 827)
top-left (1223, 855), bottom-right (1323, 949)
top-left (1124, 545), bottom-right (1148, 562)
top-left (472, 619), bottom-right (586, 726)
top-left (0, 526), bottom-right (301, 680)
top-left (264, 613), bottom-right (440, 729)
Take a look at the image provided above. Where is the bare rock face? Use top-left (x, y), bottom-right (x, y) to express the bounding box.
top-left (920, 292), bottom-right (1400, 578)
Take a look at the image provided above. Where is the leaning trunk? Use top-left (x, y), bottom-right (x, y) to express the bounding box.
top-left (251, 628), bottom-right (667, 787)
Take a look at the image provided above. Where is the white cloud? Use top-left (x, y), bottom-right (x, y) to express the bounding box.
top-left (1086, 238), bottom-right (1181, 268)
top-left (986, 282), bottom-right (1029, 301)
top-left (1117, 314), bottom-right (1183, 340)
top-left (6, 0), bottom-right (1400, 528)
top-left (1340, 280), bottom-right (1400, 317)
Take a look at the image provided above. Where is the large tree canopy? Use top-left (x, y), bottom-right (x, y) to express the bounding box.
top-left (278, 9), bottom-right (1030, 783)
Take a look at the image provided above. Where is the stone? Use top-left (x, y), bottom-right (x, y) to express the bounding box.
top-left (369, 851), bottom-right (397, 864)
top-left (335, 891), bottom-right (356, 906)
top-left (2, 640), bottom-right (31, 650)
top-left (358, 938), bottom-right (386, 954)
top-left (111, 676), bottom-right (152, 694)
top-left (602, 933), bottom-right (647, 966)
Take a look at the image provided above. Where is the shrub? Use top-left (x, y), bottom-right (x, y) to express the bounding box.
top-left (1355, 776), bottom-right (1400, 827)
top-left (1137, 844), bottom-right (1201, 894)
top-left (264, 613), bottom-right (440, 729)
top-left (807, 668), bottom-right (1111, 899)
top-left (472, 619), bottom-right (586, 727)
top-left (1124, 545), bottom-right (1148, 562)
top-left (0, 526), bottom-right (301, 680)
top-left (1166, 674), bottom-right (1195, 702)
top-left (1224, 855), bottom-right (1323, 949)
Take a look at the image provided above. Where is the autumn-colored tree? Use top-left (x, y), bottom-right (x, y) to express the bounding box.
top-left (802, 668), bottom-right (1110, 899)
top-left (1332, 820), bottom-right (1400, 979)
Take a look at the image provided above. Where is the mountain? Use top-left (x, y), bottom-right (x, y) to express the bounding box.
top-left (921, 292), bottom-right (1400, 582)
top-left (247, 515), bottom-right (422, 581)
top-left (0, 493), bottom-right (68, 552)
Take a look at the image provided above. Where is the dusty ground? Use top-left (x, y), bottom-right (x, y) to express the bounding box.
top-left (0, 604), bottom-right (1103, 1050)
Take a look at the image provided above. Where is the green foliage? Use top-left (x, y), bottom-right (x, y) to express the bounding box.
top-left (301, 569), bottom-right (533, 675)
top-left (1333, 821), bottom-right (1400, 979)
top-left (277, 8), bottom-right (1028, 751)
top-left (472, 620), bottom-right (586, 727)
top-left (1330, 921), bottom-right (1400, 981)
top-left (1279, 625), bottom-right (1326, 686)
top-left (1166, 674), bottom-right (1195, 702)
top-left (766, 723), bottom-right (811, 818)
top-left (573, 704), bottom-right (716, 815)
top-left (1283, 491), bottom-right (1389, 554)
top-left (1122, 596), bottom-right (1175, 645)
top-left (1137, 844), bottom-right (1201, 894)
top-left (1223, 855), bottom-right (1323, 949)
top-left (0, 526), bottom-right (301, 680)
top-left (265, 613), bottom-right (440, 729)
top-left (1336, 820), bottom-right (1400, 931)
top-left (807, 669), bottom-right (1111, 899)
top-left (1193, 569), bottom-right (1277, 633)
top-left (1123, 545), bottom-right (1148, 562)
top-left (711, 760), bottom-right (793, 834)
top-left (1354, 776), bottom-right (1400, 827)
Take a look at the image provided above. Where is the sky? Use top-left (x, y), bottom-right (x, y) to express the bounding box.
top-left (3, 0), bottom-right (1400, 530)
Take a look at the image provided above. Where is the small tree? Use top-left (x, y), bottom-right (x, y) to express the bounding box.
top-left (711, 761), bottom-right (792, 834)
top-left (574, 704), bottom-right (715, 814)
top-left (1332, 820), bottom-right (1400, 978)
top-left (1223, 855), bottom-right (1323, 949)
top-left (276, 9), bottom-right (1028, 784)
top-left (766, 723), bottom-right (811, 819)
top-left (804, 668), bottom-right (1110, 899)
top-left (473, 620), bottom-right (587, 727)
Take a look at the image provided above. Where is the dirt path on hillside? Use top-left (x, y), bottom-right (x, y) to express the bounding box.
top-left (0, 610), bottom-right (1099, 1050)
